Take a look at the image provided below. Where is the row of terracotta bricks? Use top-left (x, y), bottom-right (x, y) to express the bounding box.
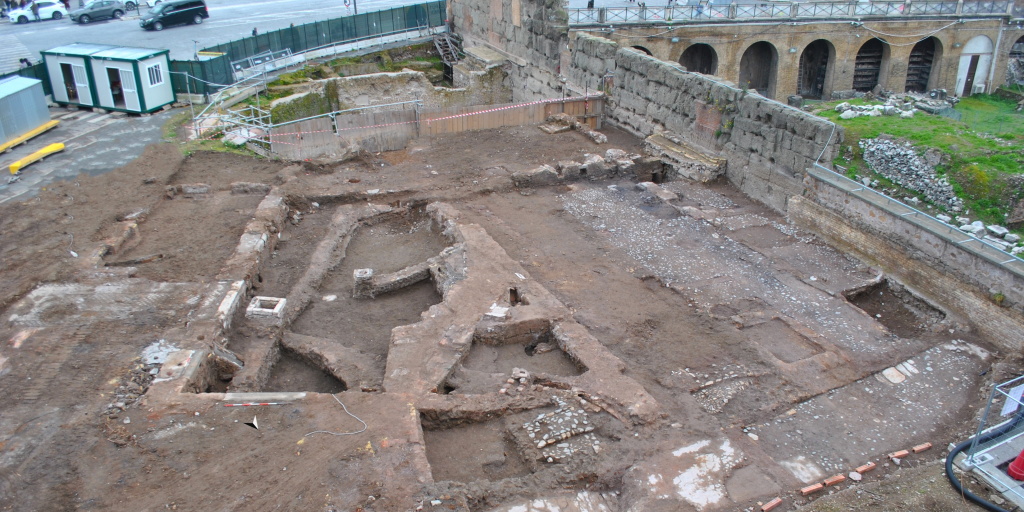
top-left (755, 441), bottom-right (935, 511)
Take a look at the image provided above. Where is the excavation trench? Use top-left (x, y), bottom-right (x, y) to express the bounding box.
top-left (844, 278), bottom-right (946, 338)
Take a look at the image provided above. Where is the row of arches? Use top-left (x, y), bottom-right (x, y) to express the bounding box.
top-left (629, 34), bottom-right (1006, 99)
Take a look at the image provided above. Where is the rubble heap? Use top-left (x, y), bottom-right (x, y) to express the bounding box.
top-left (859, 138), bottom-right (963, 212)
top-left (834, 90), bottom-right (958, 120)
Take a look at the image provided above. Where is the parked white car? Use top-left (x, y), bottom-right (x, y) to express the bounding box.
top-left (143, 0), bottom-right (163, 8)
top-left (8, 0), bottom-right (68, 23)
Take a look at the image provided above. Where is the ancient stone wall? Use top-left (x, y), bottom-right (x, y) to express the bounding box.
top-left (272, 70), bottom-right (509, 123)
top-left (325, 70), bottom-right (508, 110)
top-left (568, 33), bottom-right (840, 211)
top-left (792, 169), bottom-right (1024, 352)
top-left (449, 0), bottom-right (569, 101)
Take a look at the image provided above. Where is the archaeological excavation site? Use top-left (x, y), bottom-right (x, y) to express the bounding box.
top-left (3, 0), bottom-right (1024, 511)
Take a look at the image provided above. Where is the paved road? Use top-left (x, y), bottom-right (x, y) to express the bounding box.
top-left (0, 0), bottom-right (441, 66)
top-left (0, 0), bottom-right (656, 68)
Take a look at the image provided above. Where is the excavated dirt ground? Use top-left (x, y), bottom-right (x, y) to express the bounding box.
top-left (0, 123), bottom-right (1018, 512)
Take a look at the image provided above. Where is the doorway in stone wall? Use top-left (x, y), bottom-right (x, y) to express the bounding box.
top-left (739, 41), bottom-right (778, 97)
top-left (905, 37), bottom-right (941, 93)
top-left (798, 39), bottom-right (834, 99)
top-left (680, 43), bottom-right (718, 75)
top-left (854, 38), bottom-right (889, 92)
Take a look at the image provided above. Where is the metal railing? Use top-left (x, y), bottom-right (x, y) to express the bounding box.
top-left (231, 50), bottom-right (293, 73)
top-left (568, 0), bottom-right (1014, 25)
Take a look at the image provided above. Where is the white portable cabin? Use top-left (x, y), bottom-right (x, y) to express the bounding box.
top-left (42, 43), bottom-right (116, 109)
top-left (42, 43), bottom-right (174, 113)
top-left (89, 47), bottom-right (173, 113)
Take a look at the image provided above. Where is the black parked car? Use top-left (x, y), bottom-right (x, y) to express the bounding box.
top-left (140, 0), bottom-right (206, 30)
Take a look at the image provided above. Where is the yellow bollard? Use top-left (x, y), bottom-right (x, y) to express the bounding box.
top-left (9, 143), bottom-right (65, 175)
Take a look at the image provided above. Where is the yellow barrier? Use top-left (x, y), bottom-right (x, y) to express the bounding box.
top-left (0, 120), bottom-right (60, 154)
top-left (9, 143), bottom-right (65, 175)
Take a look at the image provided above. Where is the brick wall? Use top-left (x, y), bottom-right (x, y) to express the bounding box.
top-left (592, 18), bottom-right (1008, 100)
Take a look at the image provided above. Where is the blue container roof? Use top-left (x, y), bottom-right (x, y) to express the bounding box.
top-left (0, 76), bottom-right (42, 99)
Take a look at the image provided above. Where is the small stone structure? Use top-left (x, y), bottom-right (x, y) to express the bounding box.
top-left (511, 148), bottom-right (662, 187)
top-left (245, 296), bottom-right (287, 324)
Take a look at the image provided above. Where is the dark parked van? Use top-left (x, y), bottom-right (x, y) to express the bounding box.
top-left (139, 0), bottom-right (207, 30)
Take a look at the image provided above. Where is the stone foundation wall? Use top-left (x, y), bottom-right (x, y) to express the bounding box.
top-left (327, 70), bottom-right (508, 110)
top-left (450, 0), bottom-right (569, 102)
top-left (792, 171), bottom-right (1024, 352)
top-left (272, 70), bottom-right (510, 123)
top-left (567, 33), bottom-right (841, 212)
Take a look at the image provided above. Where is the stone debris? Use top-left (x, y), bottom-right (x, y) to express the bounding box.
top-left (103, 359), bottom-right (159, 420)
top-left (513, 149), bottom-right (648, 187)
top-left (500, 367), bottom-right (532, 395)
top-left (165, 183), bottom-right (212, 198)
top-left (858, 138), bottom-right (963, 212)
top-left (952, 217), bottom-right (1023, 253)
top-left (522, 396), bottom-right (596, 463)
top-left (987, 225), bottom-right (1010, 237)
top-left (231, 182), bottom-right (272, 195)
top-left (692, 376), bottom-right (753, 414)
top-left (834, 91), bottom-right (955, 120)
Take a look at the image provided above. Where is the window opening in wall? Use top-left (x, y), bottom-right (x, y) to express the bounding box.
top-left (147, 63), bottom-right (164, 87)
top-left (798, 40), bottom-right (831, 99)
top-left (680, 43), bottom-right (718, 75)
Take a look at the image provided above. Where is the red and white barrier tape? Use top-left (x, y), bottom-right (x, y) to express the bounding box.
top-left (198, 93), bottom-right (604, 147)
top-left (265, 94), bottom-right (603, 141)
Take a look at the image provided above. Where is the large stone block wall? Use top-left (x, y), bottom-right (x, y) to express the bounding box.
top-left (450, 0), bottom-right (569, 101)
top-left (792, 173), bottom-right (1024, 352)
top-left (568, 33), bottom-right (840, 211)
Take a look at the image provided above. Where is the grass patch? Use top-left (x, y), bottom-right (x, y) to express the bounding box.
top-left (179, 135), bottom-right (260, 158)
top-left (162, 111), bottom-right (192, 141)
top-left (820, 94), bottom-right (1024, 228)
top-left (162, 115), bottom-right (261, 157)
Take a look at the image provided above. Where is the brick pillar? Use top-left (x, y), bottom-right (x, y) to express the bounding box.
top-left (829, 38), bottom-right (858, 97)
top-left (884, 44), bottom-right (914, 93)
top-left (776, 47), bottom-right (800, 99)
top-left (718, 40), bottom-right (742, 86)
